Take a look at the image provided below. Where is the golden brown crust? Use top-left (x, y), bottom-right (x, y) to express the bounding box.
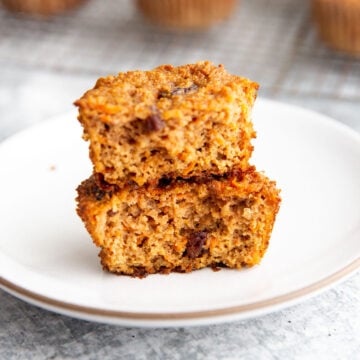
top-left (76, 167), bottom-right (281, 277)
top-left (1, 0), bottom-right (87, 15)
top-left (75, 61), bottom-right (258, 186)
top-left (136, 0), bottom-right (237, 29)
top-left (312, 0), bottom-right (360, 56)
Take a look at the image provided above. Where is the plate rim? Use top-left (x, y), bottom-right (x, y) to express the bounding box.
top-left (1, 257), bottom-right (359, 326)
top-left (1, 98), bottom-right (360, 326)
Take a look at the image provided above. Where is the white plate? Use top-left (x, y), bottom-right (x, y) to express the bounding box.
top-left (0, 99), bottom-right (360, 327)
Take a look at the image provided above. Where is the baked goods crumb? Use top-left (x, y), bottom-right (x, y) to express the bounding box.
top-left (75, 61), bottom-right (258, 187)
top-left (75, 61), bottom-right (281, 277)
top-left (76, 168), bottom-right (280, 277)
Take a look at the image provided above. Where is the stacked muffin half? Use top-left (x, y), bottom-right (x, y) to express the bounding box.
top-left (75, 61), bottom-right (281, 277)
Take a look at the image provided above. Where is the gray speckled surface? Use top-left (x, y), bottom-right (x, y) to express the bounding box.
top-left (0, 0), bottom-right (360, 358)
top-left (1, 273), bottom-right (360, 359)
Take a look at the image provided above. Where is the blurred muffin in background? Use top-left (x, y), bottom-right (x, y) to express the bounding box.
top-left (136, 0), bottom-right (237, 30)
top-left (312, 0), bottom-right (360, 56)
top-left (1, 0), bottom-right (87, 16)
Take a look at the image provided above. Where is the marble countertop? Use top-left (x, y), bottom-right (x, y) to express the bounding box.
top-left (0, 0), bottom-right (359, 359)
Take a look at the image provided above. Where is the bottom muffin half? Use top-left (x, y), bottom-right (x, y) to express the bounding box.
top-left (76, 167), bottom-right (281, 277)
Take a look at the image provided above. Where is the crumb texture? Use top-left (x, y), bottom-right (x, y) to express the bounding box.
top-left (75, 61), bottom-right (258, 186)
top-left (76, 168), bottom-right (280, 277)
top-left (75, 61), bottom-right (281, 277)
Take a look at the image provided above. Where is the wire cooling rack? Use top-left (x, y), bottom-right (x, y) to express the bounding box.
top-left (0, 0), bottom-right (359, 100)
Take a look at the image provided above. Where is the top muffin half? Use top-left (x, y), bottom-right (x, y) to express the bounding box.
top-left (75, 61), bottom-right (259, 186)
